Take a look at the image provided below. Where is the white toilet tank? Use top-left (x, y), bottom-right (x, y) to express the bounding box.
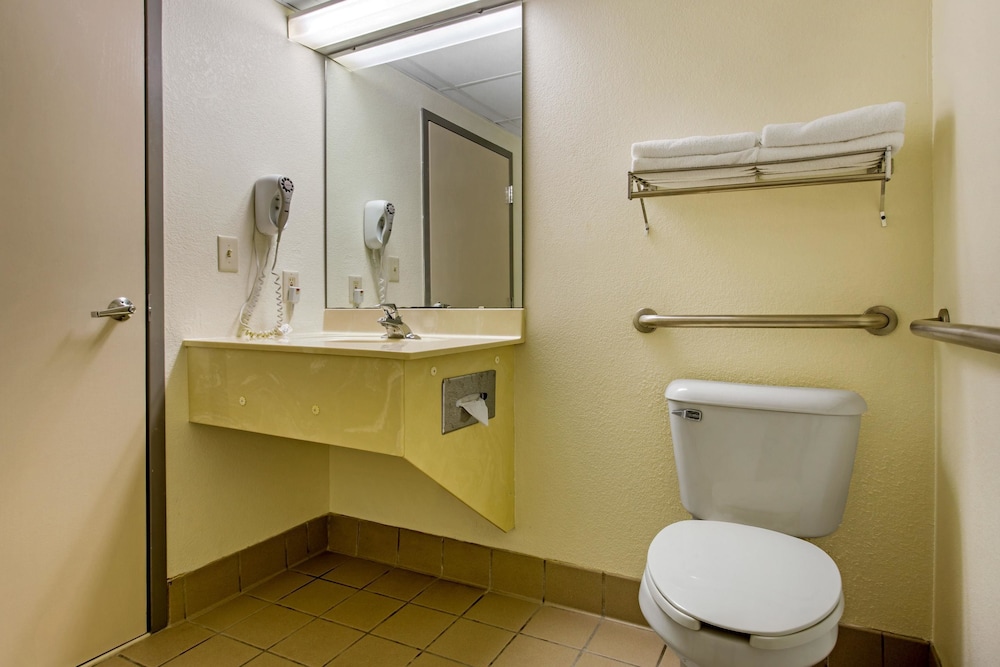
top-left (666, 379), bottom-right (867, 538)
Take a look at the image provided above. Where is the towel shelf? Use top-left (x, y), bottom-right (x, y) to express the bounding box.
top-left (628, 147), bottom-right (892, 232)
top-left (633, 305), bottom-right (898, 336)
top-left (909, 309), bottom-right (1000, 355)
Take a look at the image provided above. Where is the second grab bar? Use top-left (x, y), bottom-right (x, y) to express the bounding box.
top-left (633, 306), bottom-right (898, 336)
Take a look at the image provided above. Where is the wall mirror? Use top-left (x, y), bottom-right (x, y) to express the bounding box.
top-left (322, 5), bottom-right (523, 309)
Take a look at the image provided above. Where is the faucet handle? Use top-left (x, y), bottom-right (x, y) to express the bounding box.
top-left (378, 303), bottom-right (398, 319)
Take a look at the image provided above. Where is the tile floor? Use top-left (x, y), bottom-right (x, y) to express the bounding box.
top-left (103, 552), bottom-right (681, 667)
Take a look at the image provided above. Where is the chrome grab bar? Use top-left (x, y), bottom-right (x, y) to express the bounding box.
top-left (633, 305), bottom-right (898, 336)
top-left (909, 309), bottom-right (1000, 354)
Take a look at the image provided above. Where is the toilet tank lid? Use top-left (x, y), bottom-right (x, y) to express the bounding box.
top-left (665, 379), bottom-right (867, 416)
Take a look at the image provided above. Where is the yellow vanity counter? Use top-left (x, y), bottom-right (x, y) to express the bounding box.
top-left (184, 309), bottom-right (523, 530)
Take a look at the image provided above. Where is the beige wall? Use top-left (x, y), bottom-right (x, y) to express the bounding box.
top-left (329, 0), bottom-right (936, 638)
top-left (932, 0), bottom-right (1000, 663)
top-left (162, 0), bottom-right (330, 576)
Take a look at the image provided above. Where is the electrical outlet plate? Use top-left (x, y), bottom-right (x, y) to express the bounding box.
top-left (217, 236), bottom-right (238, 273)
top-left (281, 270), bottom-right (299, 301)
top-left (387, 256), bottom-right (400, 282)
top-left (348, 275), bottom-right (362, 303)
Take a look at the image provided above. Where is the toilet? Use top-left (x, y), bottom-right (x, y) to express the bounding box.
top-left (639, 379), bottom-right (867, 667)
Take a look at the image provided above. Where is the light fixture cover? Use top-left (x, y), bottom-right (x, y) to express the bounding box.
top-left (333, 4), bottom-right (521, 71)
top-left (288, 0), bottom-right (515, 54)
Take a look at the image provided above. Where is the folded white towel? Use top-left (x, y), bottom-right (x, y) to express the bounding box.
top-left (631, 132), bottom-right (759, 159)
top-left (757, 132), bottom-right (903, 164)
top-left (761, 102), bottom-right (905, 148)
top-left (631, 147), bottom-right (760, 173)
top-left (641, 175), bottom-right (759, 190)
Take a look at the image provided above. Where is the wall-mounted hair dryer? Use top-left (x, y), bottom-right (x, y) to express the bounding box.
top-left (364, 200), bottom-right (395, 249)
top-left (255, 175), bottom-right (294, 235)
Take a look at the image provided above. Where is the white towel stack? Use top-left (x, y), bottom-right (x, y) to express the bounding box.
top-left (630, 102), bottom-right (905, 184)
top-left (630, 132), bottom-right (760, 186)
top-left (758, 102), bottom-right (905, 176)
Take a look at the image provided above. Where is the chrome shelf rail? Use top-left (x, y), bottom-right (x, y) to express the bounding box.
top-left (910, 309), bottom-right (1000, 354)
top-left (633, 305), bottom-right (898, 336)
top-left (628, 147), bottom-right (892, 231)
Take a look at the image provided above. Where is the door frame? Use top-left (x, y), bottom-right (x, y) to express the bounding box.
top-left (420, 109), bottom-right (514, 307)
top-left (145, 0), bottom-right (168, 634)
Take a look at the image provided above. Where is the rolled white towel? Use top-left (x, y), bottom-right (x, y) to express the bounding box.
top-left (631, 147), bottom-right (760, 173)
top-left (756, 132), bottom-right (903, 164)
top-left (632, 132), bottom-right (759, 159)
top-left (761, 102), bottom-right (906, 148)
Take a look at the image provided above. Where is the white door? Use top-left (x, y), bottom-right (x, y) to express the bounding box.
top-left (427, 120), bottom-right (513, 308)
top-left (0, 0), bottom-right (149, 665)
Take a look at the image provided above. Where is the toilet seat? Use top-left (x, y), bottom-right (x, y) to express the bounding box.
top-left (646, 520), bottom-right (842, 638)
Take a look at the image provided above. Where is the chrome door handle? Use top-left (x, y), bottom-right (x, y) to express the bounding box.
top-left (91, 297), bottom-right (136, 321)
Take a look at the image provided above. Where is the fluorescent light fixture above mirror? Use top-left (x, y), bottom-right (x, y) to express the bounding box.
top-left (332, 4), bottom-right (521, 71)
top-left (288, 0), bottom-right (516, 55)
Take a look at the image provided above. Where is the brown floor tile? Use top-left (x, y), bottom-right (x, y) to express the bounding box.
top-left (577, 653), bottom-right (634, 667)
top-left (586, 620), bottom-right (665, 667)
top-left (292, 551), bottom-right (349, 577)
top-left (160, 635), bottom-right (261, 667)
top-left (246, 571), bottom-right (314, 602)
top-left (322, 590), bottom-right (406, 631)
top-left (119, 622), bottom-right (214, 667)
top-left (365, 568), bottom-right (436, 601)
top-left (244, 653), bottom-right (301, 666)
top-left (521, 605), bottom-right (601, 649)
top-left (321, 557), bottom-right (391, 588)
top-left (222, 605), bottom-right (313, 649)
top-left (412, 579), bottom-right (485, 615)
top-left (492, 634), bottom-right (579, 667)
top-left (409, 654), bottom-right (467, 667)
top-left (426, 618), bottom-right (514, 667)
top-left (268, 618), bottom-right (364, 667)
top-left (99, 657), bottom-right (142, 666)
top-left (326, 635), bottom-right (418, 667)
top-left (659, 648), bottom-right (683, 667)
top-left (463, 593), bottom-right (540, 632)
top-left (278, 579), bottom-right (355, 616)
top-left (190, 595), bottom-right (269, 632)
top-left (372, 604), bottom-right (457, 649)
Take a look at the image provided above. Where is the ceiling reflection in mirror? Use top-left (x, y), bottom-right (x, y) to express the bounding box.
top-left (324, 6), bottom-right (522, 308)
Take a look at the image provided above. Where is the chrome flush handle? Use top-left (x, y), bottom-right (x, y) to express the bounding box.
top-left (91, 297), bottom-right (136, 322)
top-left (670, 409), bottom-right (702, 422)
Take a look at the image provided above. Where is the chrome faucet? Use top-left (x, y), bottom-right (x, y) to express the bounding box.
top-left (377, 303), bottom-right (420, 339)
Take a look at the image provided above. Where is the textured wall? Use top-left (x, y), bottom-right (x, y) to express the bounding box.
top-left (932, 0), bottom-right (1000, 663)
top-left (162, 0), bottom-right (330, 576)
top-left (329, 0), bottom-right (936, 638)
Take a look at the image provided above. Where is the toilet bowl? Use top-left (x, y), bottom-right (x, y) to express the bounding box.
top-left (641, 380), bottom-right (867, 667)
top-left (639, 520), bottom-right (843, 667)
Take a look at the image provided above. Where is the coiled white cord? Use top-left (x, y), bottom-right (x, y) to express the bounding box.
top-left (368, 246), bottom-right (387, 305)
top-left (238, 228), bottom-right (291, 339)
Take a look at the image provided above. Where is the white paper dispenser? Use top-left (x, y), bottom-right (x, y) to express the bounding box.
top-left (442, 370), bottom-right (496, 434)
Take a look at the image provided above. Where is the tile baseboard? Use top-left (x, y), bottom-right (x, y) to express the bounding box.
top-left (167, 513), bottom-right (936, 667)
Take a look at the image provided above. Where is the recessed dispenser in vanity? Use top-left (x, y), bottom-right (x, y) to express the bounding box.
top-left (184, 308), bottom-right (524, 530)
